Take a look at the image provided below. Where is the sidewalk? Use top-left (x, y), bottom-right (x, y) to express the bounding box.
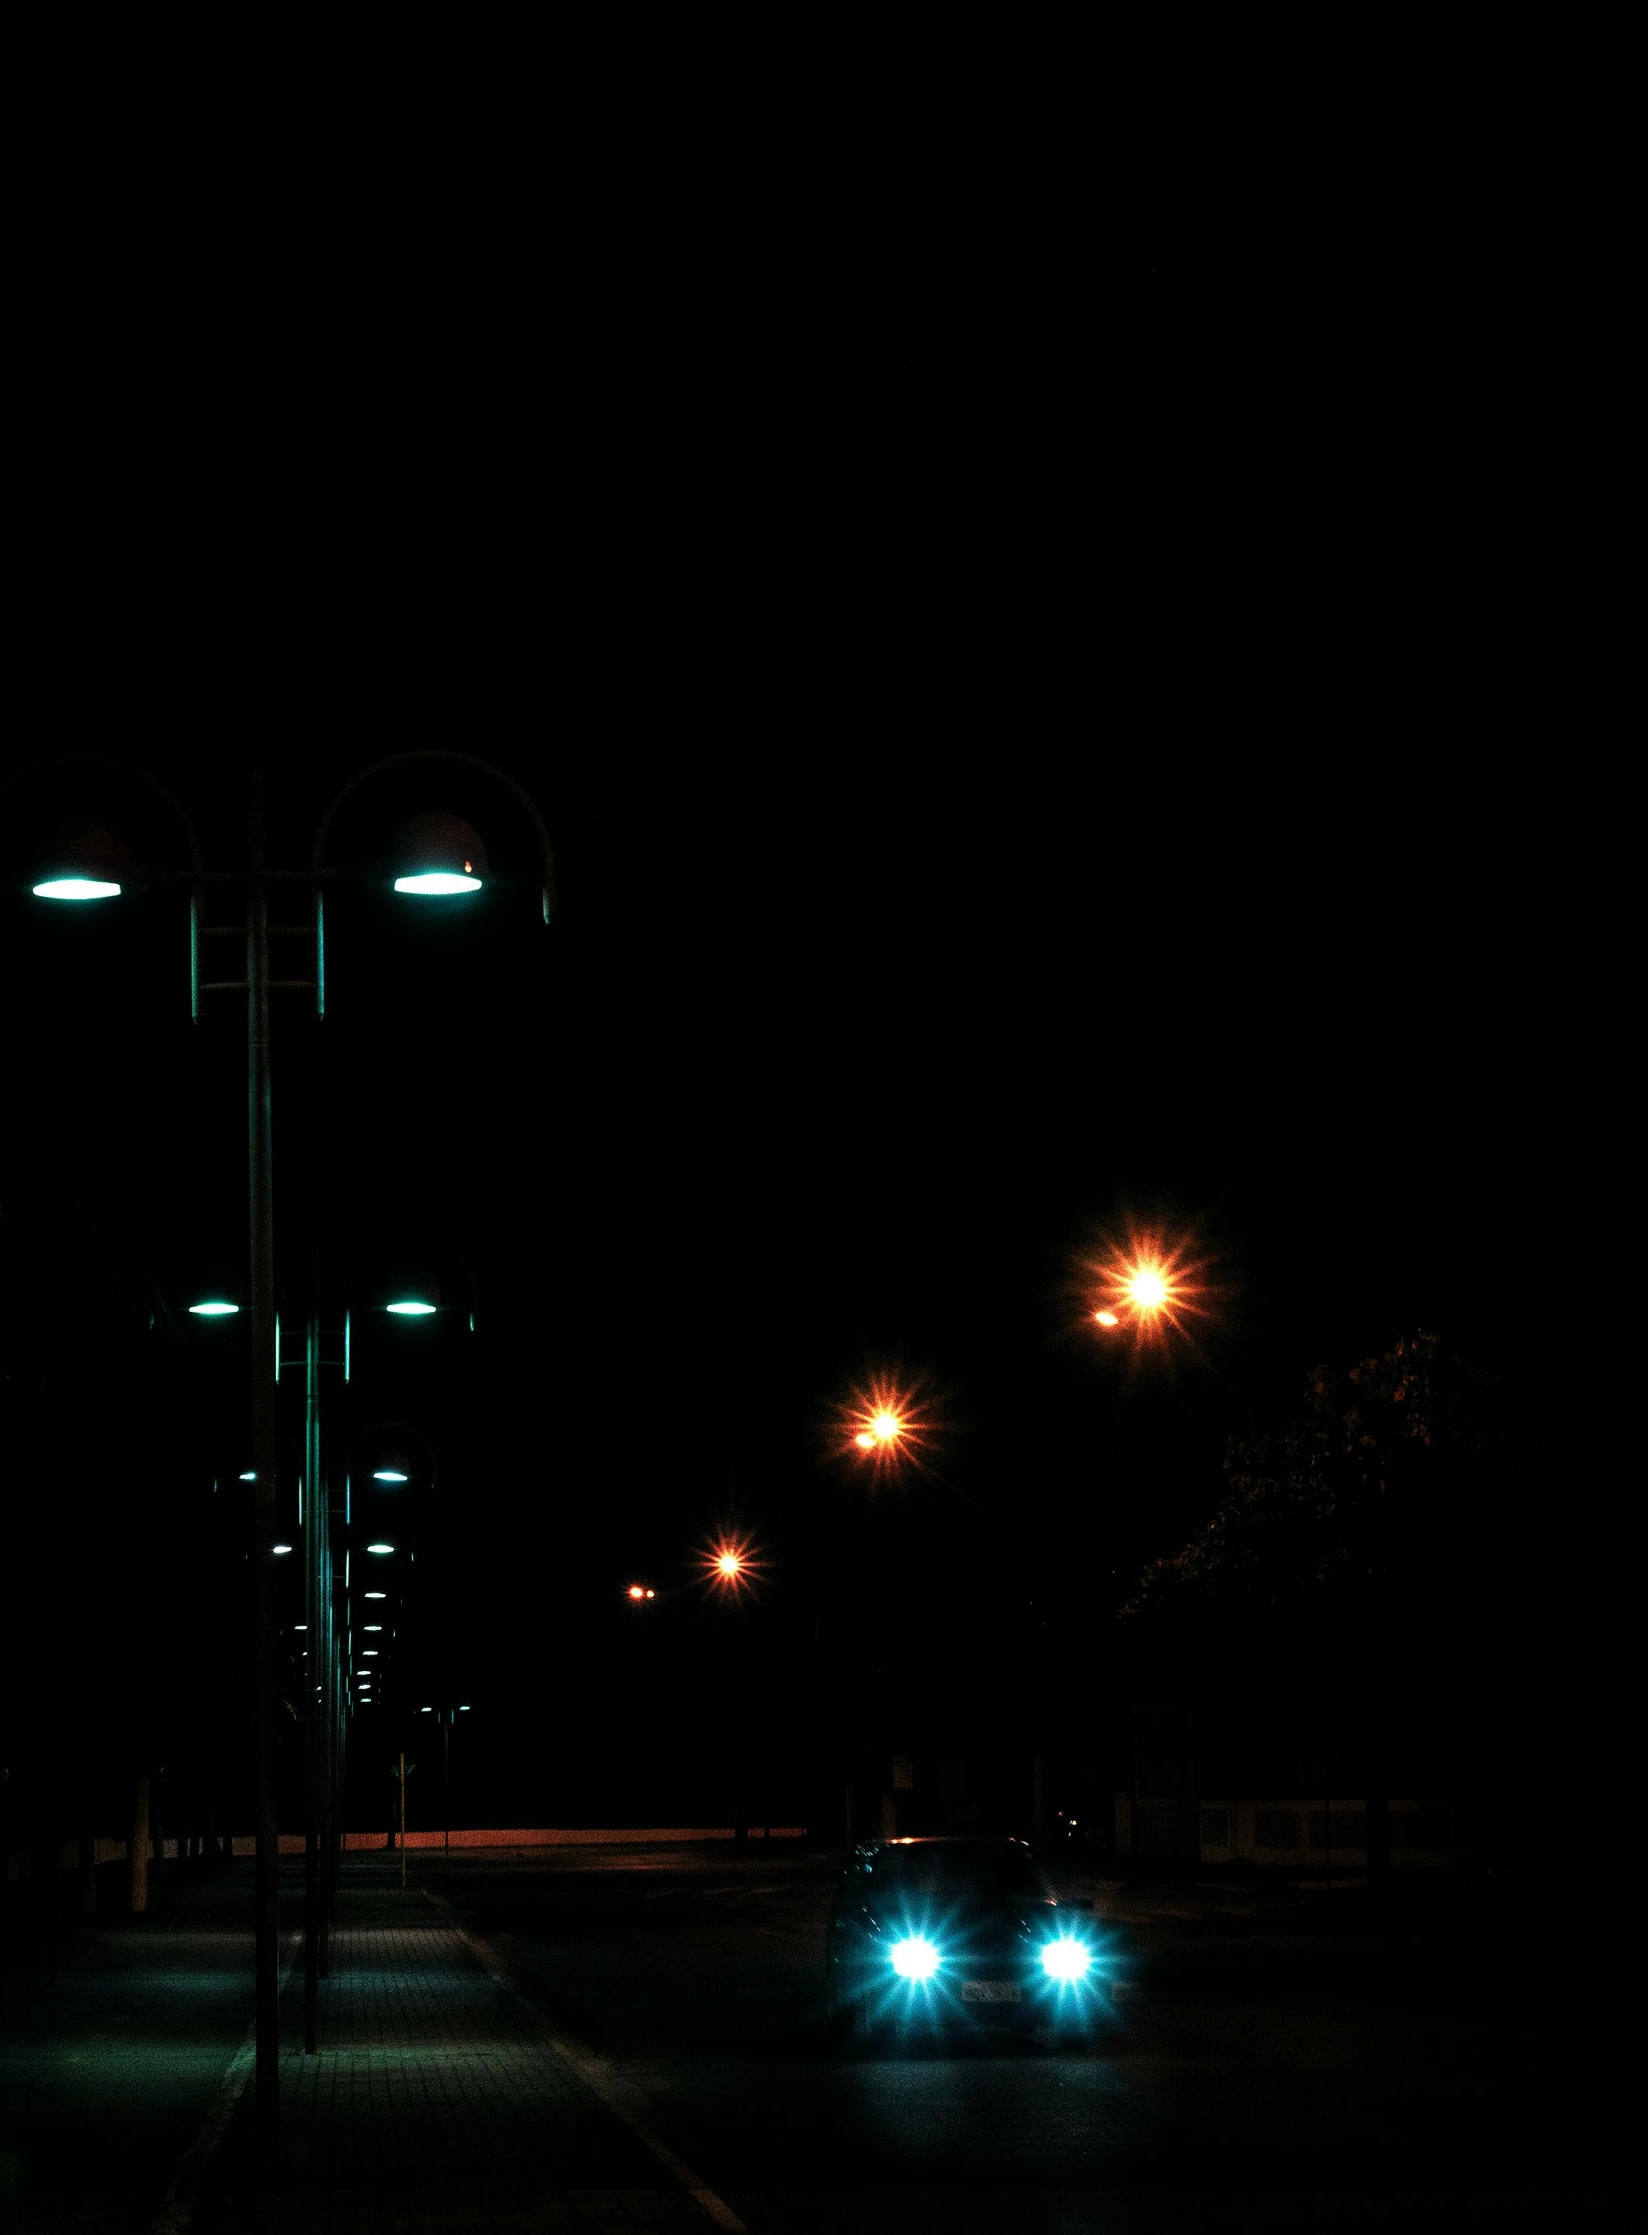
top-left (179, 1864), bottom-right (739, 2234)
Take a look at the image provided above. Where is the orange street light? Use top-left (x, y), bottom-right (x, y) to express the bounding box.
top-left (625, 1584), bottom-right (657, 1601)
top-left (1080, 1219), bottom-right (1219, 1352)
top-left (699, 1534), bottom-right (761, 1593)
top-left (837, 1373), bottom-right (937, 1475)
top-left (854, 1409), bottom-right (904, 1449)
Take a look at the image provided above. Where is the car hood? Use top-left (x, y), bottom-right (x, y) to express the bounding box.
top-left (864, 1897), bottom-right (1059, 1939)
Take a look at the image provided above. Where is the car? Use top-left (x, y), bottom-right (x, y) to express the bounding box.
top-left (824, 1835), bottom-right (1113, 2050)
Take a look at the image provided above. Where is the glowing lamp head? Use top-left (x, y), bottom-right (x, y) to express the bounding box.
top-left (34, 876), bottom-right (122, 900)
top-left (716, 1551), bottom-right (743, 1579)
top-left (890, 1935), bottom-right (941, 1981)
top-left (189, 1299), bottom-right (240, 1317)
top-left (391, 811), bottom-right (487, 896)
top-left (32, 822), bottom-right (128, 901)
top-left (373, 1468), bottom-right (410, 1482)
top-left (1040, 1937), bottom-right (1094, 1982)
top-left (627, 1584), bottom-right (646, 1601)
top-left (1126, 1266), bottom-right (1170, 1311)
top-left (366, 1541), bottom-right (395, 1556)
top-left (841, 1377), bottom-right (929, 1470)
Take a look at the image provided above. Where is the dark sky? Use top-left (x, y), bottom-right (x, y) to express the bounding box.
top-left (3, 152), bottom-right (1640, 1798)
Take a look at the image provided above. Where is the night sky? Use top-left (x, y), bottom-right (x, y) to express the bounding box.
top-left (3, 157), bottom-right (1639, 1823)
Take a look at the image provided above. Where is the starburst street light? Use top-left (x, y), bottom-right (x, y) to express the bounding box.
top-left (853, 1409), bottom-right (904, 1451)
top-left (837, 1373), bottom-right (937, 1476)
top-left (1081, 1220), bottom-right (1218, 1350)
top-left (699, 1535), bottom-right (762, 1594)
top-left (1125, 1265), bottom-right (1169, 1311)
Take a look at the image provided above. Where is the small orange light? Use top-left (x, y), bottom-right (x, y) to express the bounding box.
top-left (838, 1373), bottom-right (936, 1472)
top-left (1080, 1220), bottom-right (1218, 1349)
top-left (627, 1585), bottom-right (645, 1600)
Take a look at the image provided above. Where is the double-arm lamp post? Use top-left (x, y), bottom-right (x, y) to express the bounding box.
top-left (17, 753), bottom-right (553, 2177)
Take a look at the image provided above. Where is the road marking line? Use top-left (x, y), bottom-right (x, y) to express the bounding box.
top-left (150, 1926), bottom-right (301, 2235)
top-left (423, 1887), bottom-right (748, 2233)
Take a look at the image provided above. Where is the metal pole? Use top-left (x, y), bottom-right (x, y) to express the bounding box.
top-left (399, 1752), bottom-right (407, 1889)
top-left (247, 766), bottom-right (281, 2173)
top-left (330, 1640), bottom-right (345, 1927)
top-left (320, 1522), bottom-right (335, 1976)
top-left (303, 1297), bottom-right (322, 2052)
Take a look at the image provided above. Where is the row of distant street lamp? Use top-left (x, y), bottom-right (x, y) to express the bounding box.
top-left (10, 752), bottom-right (560, 2165)
top-left (615, 1255), bottom-right (1191, 1606)
top-left (194, 1293), bottom-right (435, 1710)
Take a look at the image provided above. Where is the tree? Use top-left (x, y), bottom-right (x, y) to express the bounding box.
top-left (1118, 1331), bottom-right (1517, 1889)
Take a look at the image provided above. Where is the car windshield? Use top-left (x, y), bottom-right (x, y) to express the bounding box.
top-left (869, 1845), bottom-right (1048, 1902)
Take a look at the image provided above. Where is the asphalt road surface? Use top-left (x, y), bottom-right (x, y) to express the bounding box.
top-left (429, 1847), bottom-right (1639, 2229)
top-left (1, 1847), bottom-right (1637, 2231)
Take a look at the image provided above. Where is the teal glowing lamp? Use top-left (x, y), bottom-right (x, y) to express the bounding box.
top-left (373, 1467), bottom-right (410, 1483)
top-left (31, 822), bottom-right (129, 901)
top-left (384, 1271), bottom-right (439, 1318)
top-left (189, 1297), bottom-right (241, 1318)
top-left (391, 812), bottom-right (487, 897)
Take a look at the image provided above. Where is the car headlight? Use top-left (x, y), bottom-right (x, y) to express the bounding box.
top-left (1040, 1937), bottom-right (1094, 1982)
top-left (890, 1935), bottom-right (941, 1980)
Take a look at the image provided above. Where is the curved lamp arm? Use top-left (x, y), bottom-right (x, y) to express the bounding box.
top-left (0, 751), bottom-right (206, 869)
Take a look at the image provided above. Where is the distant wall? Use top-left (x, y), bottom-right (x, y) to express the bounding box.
top-left (5, 1825), bottom-right (807, 1878)
top-left (1116, 1795), bottom-right (1457, 1867)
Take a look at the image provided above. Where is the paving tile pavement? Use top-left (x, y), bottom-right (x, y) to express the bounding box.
top-left (179, 1870), bottom-right (733, 2234)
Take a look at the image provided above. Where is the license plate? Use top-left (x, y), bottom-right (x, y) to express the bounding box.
top-left (961, 1980), bottom-right (1021, 2004)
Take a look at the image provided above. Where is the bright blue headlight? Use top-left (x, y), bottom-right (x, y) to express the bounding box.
top-left (1040, 1937), bottom-right (1094, 1982)
top-left (890, 1935), bottom-right (941, 1980)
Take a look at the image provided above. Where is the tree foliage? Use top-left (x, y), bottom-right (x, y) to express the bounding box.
top-left (1118, 1331), bottom-right (1515, 1683)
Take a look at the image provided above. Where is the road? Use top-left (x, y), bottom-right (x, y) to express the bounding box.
top-left (0, 1846), bottom-right (1637, 2230)
top-left (430, 1846), bottom-right (1638, 2228)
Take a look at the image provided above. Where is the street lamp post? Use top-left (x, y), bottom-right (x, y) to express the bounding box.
top-left (418, 1701), bottom-right (473, 1857)
top-left (300, 1279), bottom-right (336, 2054)
top-left (14, 751), bottom-right (555, 2179)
